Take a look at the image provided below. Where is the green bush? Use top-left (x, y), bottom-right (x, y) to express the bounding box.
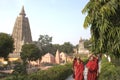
top-left (0, 72), bottom-right (10, 79)
top-left (98, 57), bottom-right (120, 80)
top-left (28, 63), bottom-right (72, 80)
top-left (4, 63), bottom-right (72, 80)
top-left (12, 62), bottom-right (27, 75)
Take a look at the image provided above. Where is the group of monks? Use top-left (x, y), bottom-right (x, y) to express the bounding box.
top-left (73, 54), bottom-right (99, 80)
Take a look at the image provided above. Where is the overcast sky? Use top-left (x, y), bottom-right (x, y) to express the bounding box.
top-left (0, 0), bottom-right (90, 45)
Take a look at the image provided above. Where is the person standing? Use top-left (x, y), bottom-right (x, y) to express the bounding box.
top-left (73, 57), bottom-right (77, 79)
top-left (75, 57), bottom-right (84, 80)
top-left (86, 55), bottom-right (98, 80)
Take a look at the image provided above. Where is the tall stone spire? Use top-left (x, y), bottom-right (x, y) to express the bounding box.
top-left (19, 6), bottom-right (26, 16)
top-left (12, 6), bottom-right (32, 55)
top-left (55, 50), bottom-right (61, 64)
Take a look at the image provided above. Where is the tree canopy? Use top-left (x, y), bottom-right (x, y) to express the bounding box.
top-left (0, 33), bottom-right (14, 58)
top-left (82, 0), bottom-right (120, 57)
top-left (34, 35), bottom-right (74, 55)
top-left (20, 44), bottom-right (41, 62)
top-left (35, 35), bottom-right (52, 55)
top-left (83, 39), bottom-right (92, 51)
top-left (60, 42), bottom-right (74, 54)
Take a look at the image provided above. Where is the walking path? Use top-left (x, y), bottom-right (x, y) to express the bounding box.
top-left (66, 66), bottom-right (88, 80)
top-left (65, 75), bottom-right (73, 80)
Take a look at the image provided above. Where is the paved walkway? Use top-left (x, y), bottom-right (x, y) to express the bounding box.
top-left (66, 66), bottom-right (88, 80)
top-left (65, 75), bottom-right (73, 80)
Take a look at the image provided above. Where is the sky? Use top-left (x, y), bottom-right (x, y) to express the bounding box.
top-left (0, 0), bottom-right (90, 45)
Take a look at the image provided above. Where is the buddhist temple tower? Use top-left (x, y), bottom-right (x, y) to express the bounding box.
top-left (78, 38), bottom-right (84, 51)
top-left (12, 6), bottom-right (32, 54)
top-left (78, 38), bottom-right (89, 54)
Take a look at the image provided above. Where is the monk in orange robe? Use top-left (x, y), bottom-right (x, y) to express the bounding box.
top-left (86, 55), bottom-right (98, 80)
top-left (75, 58), bottom-right (84, 80)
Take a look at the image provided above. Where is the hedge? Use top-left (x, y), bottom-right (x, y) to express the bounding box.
top-left (4, 63), bottom-right (72, 80)
top-left (98, 57), bottom-right (120, 80)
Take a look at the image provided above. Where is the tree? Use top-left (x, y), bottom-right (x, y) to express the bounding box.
top-left (60, 42), bottom-right (74, 54)
top-left (82, 0), bottom-right (120, 58)
top-left (20, 44), bottom-right (41, 62)
top-left (84, 39), bottom-right (92, 51)
top-left (35, 35), bottom-right (53, 55)
top-left (0, 33), bottom-right (14, 58)
top-left (34, 35), bottom-right (74, 55)
top-left (52, 44), bottom-right (61, 55)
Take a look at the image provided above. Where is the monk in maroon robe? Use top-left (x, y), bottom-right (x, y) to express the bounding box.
top-left (86, 55), bottom-right (98, 80)
top-left (73, 57), bottom-right (77, 79)
top-left (94, 56), bottom-right (99, 79)
top-left (75, 58), bottom-right (84, 80)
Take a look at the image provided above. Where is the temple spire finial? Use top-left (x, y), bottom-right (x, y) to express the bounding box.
top-left (19, 6), bottom-right (26, 16)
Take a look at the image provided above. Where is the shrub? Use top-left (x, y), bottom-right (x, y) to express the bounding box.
top-left (98, 57), bottom-right (120, 80)
top-left (28, 63), bottom-right (72, 80)
top-left (4, 63), bottom-right (72, 80)
top-left (12, 62), bottom-right (27, 75)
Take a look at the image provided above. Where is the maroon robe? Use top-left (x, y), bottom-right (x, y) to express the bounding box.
top-left (86, 58), bottom-right (98, 80)
top-left (75, 61), bottom-right (84, 80)
top-left (73, 59), bottom-right (77, 78)
top-left (73, 59), bottom-right (77, 68)
top-left (94, 58), bottom-right (99, 79)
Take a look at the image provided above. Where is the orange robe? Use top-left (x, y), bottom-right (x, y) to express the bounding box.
top-left (75, 61), bottom-right (84, 80)
top-left (86, 58), bottom-right (98, 80)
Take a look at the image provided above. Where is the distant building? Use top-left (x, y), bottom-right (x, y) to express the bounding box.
top-left (40, 50), bottom-right (69, 64)
top-left (60, 52), bottom-right (67, 63)
top-left (78, 38), bottom-right (89, 54)
top-left (41, 53), bottom-right (55, 64)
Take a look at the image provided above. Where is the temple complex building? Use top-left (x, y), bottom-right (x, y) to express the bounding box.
top-left (78, 38), bottom-right (89, 54)
top-left (40, 50), bottom-right (68, 64)
top-left (60, 52), bottom-right (67, 63)
top-left (55, 50), bottom-right (61, 64)
top-left (9, 6), bottom-right (32, 58)
top-left (41, 53), bottom-right (55, 64)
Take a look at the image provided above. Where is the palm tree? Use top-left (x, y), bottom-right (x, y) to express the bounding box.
top-left (82, 0), bottom-right (120, 59)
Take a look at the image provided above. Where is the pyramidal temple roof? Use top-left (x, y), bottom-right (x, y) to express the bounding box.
top-left (12, 6), bottom-right (32, 55)
top-left (19, 6), bottom-right (26, 16)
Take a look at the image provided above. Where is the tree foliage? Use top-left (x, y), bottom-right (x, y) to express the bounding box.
top-left (99, 57), bottom-right (120, 80)
top-left (51, 44), bottom-right (61, 55)
top-left (12, 62), bottom-right (27, 75)
top-left (35, 35), bottom-right (52, 55)
top-left (84, 39), bottom-right (92, 51)
top-left (34, 35), bottom-right (74, 55)
top-left (60, 42), bottom-right (74, 54)
top-left (20, 44), bottom-right (41, 62)
top-left (0, 33), bottom-right (14, 58)
top-left (6, 63), bottom-right (72, 80)
top-left (82, 0), bottom-right (120, 57)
